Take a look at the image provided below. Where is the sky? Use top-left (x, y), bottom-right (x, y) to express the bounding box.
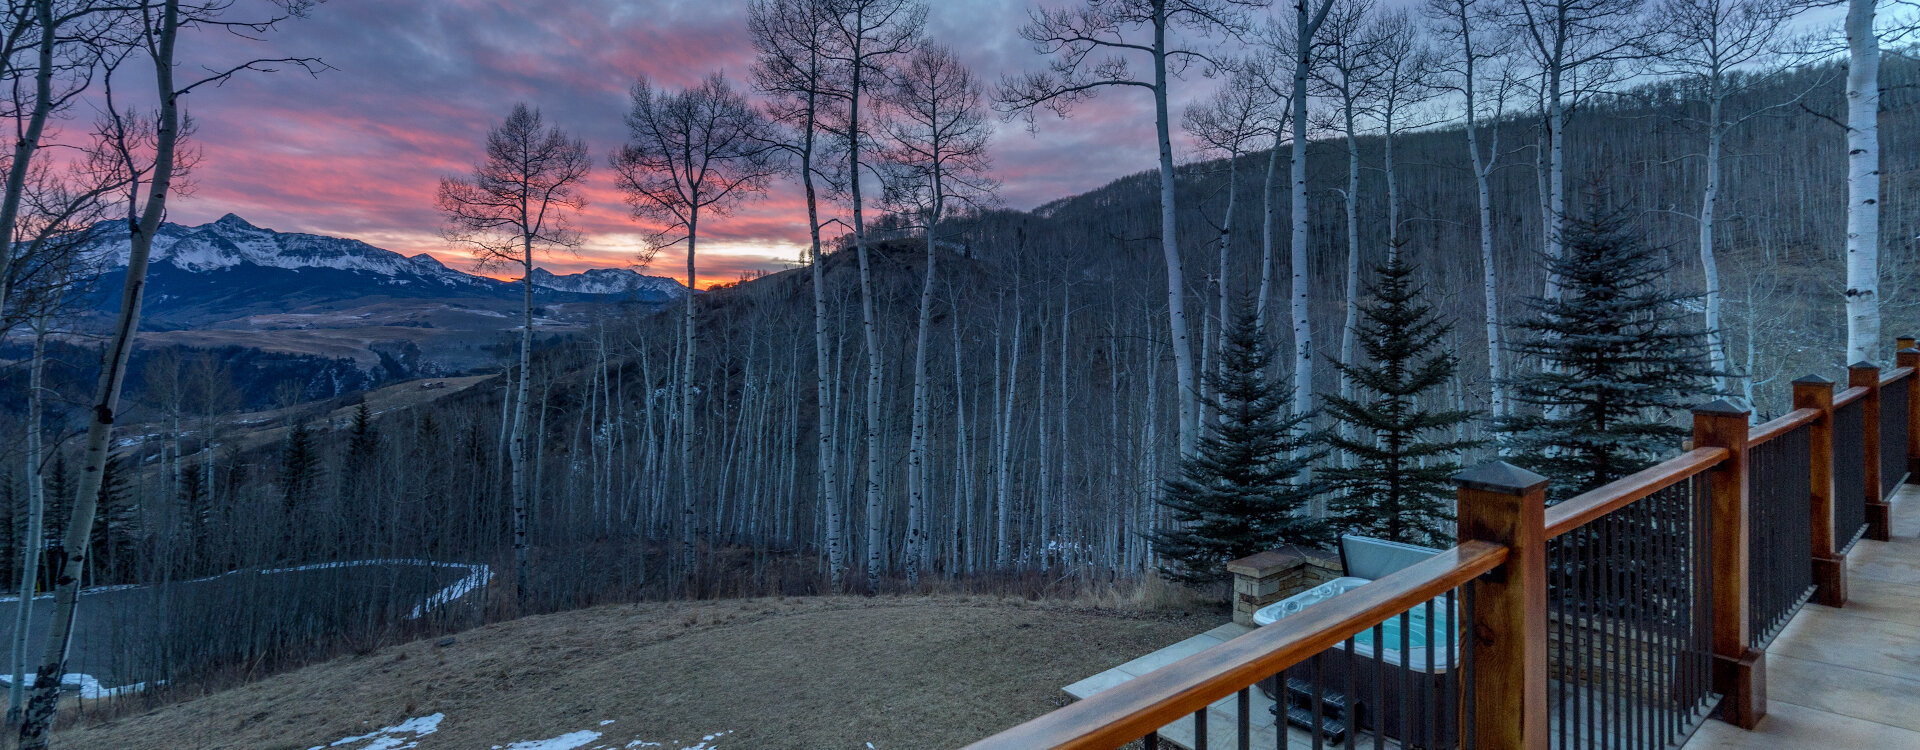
top-left (130, 0), bottom-right (1214, 286)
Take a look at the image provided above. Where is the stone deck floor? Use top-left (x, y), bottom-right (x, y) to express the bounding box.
top-left (1683, 483), bottom-right (1920, 749)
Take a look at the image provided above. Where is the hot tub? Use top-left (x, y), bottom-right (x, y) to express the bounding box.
top-left (1253, 577), bottom-right (1459, 670)
top-left (1253, 576), bottom-right (1461, 748)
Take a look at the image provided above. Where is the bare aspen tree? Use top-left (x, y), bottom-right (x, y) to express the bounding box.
top-left (1369, 9), bottom-right (1437, 251)
top-left (1501, 0), bottom-right (1648, 299)
top-left (436, 104), bottom-right (589, 608)
top-left (1183, 66), bottom-right (1277, 401)
top-left (822, 0), bottom-right (924, 591)
top-left (1000, 0), bottom-right (1266, 459)
top-left (1281, 0), bottom-right (1339, 427)
top-left (1648, 0), bottom-right (1802, 387)
top-left (1844, 0), bottom-right (1880, 362)
top-left (1426, 0), bottom-right (1514, 418)
top-left (1245, 51), bottom-right (1293, 334)
top-left (878, 43), bottom-right (995, 587)
top-left (3, 129), bottom-right (118, 724)
top-left (750, 0), bottom-right (849, 588)
top-left (19, 2), bottom-right (327, 745)
top-left (0, 0), bottom-right (110, 324)
top-left (1310, 0), bottom-right (1383, 412)
top-left (613, 73), bottom-right (779, 577)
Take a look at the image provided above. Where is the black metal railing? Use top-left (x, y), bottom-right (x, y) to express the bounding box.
top-left (1882, 379), bottom-right (1909, 498)
top-left (1546, 476), bottom-right (1716, 750)
top-left (1835, 397), bottom-right (1869, 552)
top-left (1748, 424), bottom-right (1815, 648)
top-left (1150, 582), bottom-right (1477, 750)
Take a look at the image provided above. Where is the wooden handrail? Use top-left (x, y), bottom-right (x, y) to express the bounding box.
top-left (1542, 447), bottom-right (1728, 539)
top-left (1749, 408), bottom-right (1819, 447)
top-left (961, 540), bottom-right (1510, 750)
top-left (1879, 366), bottom-right (1915, 388)
top-left (1835, 385), bottom-right (1870, 407)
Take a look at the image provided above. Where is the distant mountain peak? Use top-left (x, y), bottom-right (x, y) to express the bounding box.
top-left (213, 213), bottom-right (258, 230)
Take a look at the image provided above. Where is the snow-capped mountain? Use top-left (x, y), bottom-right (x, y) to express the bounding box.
top-left (84, 214), bottom-right (686, 319)
top-left (529, 267), bottom-right (684, 298)
top-left (74, 215), bottom-right (688, 373)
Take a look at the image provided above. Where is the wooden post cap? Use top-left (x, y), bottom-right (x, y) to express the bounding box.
top-left (1792, 373), bottom-right (1833, 386)
top-left (1692, 398), bottom-right (1753, 418)
top-left (1453, 461), bottom-right (1548, 495)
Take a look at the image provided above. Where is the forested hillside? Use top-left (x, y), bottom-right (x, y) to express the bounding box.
top-left (40, 51), bottom-right (1910, 633)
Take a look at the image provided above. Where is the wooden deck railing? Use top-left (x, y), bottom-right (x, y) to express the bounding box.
top-left (967, 337), bottom-right (1920, 750)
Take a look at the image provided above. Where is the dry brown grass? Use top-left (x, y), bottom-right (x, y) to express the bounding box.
top-left (53, 595), bottom-right (1217, 750)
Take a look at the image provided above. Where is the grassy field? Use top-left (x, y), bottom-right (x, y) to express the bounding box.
top-left (54, 595), bottom-right (1216, 750)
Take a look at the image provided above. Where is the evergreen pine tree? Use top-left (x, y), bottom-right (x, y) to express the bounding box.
top-left (1152, 303), bottom-right (1330, 586)
top-left (90, 456), bottom-right (138, 584)
top-left (279, 419), bottom-right (319, 562)
top-left (1324, 250), bottom-right (1485, 546)
top-left (1499, 208), bottom-right (1721, 499)
top-left (178, 462), bottom-right (208, 570)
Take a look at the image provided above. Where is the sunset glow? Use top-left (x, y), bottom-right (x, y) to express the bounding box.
top-left (145, 0), bottom-right (1191, 281)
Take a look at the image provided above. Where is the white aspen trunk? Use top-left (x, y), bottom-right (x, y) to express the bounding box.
top-left (950, 309), bottom-right (972, 575)
top-left (1036, 313), bottom-right (1050, 564)
top-left (20, 7), bottom-right (180, 742)
top-left (1457, 20), bottom-right (1507, 420)
top-left (848, 53), bottom-right (885, 592)
top-left (682, 207), bottom-right (701, 577)
top-left (1151, 9), bottom-right (1199, 458)
top-left (1701, 87), bottom-right (1728, 390)
top-left (1845, 0), bottom-right (1881, 363)
top-left (1543, 81), bottom-right (1567, 299)
top-left (1057, 286), bottom-right (1069, 562)
top-left (905, 170), bottom-right (941, 587)
top-left (8, 324), bottom-right (48, 723)
top-left (1257, 134), bottom-right (1282, 334)
top-left (1339, 112), bottom-right (1360, 407)
top-left (1217, 149), bottom-right (1238, 403)
top-left (995, 294), bottom-right (1021, 570)
top-left (803, 94), bottom-right (844, 589)
top-left (512, 231), bottom-right (534, 605)
top-left (1291, 0), bottom-right (1327, 432)
top-left (1384, 102), bottom-right (1400, 249)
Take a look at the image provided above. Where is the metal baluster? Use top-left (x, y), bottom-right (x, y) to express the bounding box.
top-left (1424, 598), bottom-right (1436, 750)
top-left (1239, 687), bottom-right (1250, 750)
top-left (1373, 622), bottom-right (1386, 750)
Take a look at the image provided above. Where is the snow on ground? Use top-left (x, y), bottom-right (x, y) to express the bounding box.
top-left (324, 717), bottom-right (733, 750)
top-left (493, 727), bottom-right (733, 750)
top-left (0, 672), bottom-right (153, 700)
top-left (308, 712), bottom-right (443, 750)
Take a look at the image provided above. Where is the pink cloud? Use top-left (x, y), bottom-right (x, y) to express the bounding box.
top-left (143, 0), bottom-right (1226, 279)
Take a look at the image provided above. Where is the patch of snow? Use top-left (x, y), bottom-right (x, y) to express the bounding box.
top-left (310, 713), bottom-right (443, 750)
top-left (0, 672), bottom-right (154, 700)
top-left (503, 730), bottom-right (601, 750)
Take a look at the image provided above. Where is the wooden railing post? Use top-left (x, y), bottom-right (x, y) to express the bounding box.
top-left (1794, 375), bottom-right (1846, 608)
top-left (1693, 399), bottom-right (1765, 729)
top-left (1454, 461), bottom-right (1548, 750)
top-left (1849, 361), bottom-right (1889, 541)
top-left (1898, 337), bottom-right (1919, 480)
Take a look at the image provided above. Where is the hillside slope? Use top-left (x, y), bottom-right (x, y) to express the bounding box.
top-left (57, 597), bottom-right (1211, 750)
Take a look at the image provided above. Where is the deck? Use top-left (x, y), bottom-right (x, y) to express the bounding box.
top-left (1059, 483), bottom-right (1920, 750)
top-left (1682, 482), bottom-right (1920, 749)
